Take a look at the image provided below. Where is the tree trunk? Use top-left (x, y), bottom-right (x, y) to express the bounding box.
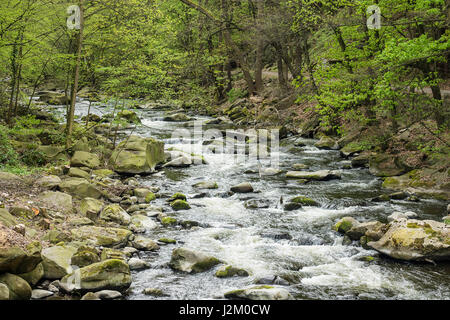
top-left (254, 0), bottom-right (264, 93)
top-left (66, 0), bottom-right (84, 148)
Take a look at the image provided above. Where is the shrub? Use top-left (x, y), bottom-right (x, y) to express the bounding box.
top-left (0, 125), bottom-right (19, 166)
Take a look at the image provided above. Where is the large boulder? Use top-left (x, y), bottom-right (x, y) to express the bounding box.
top-left (368, 219), bottom-right (450, 261)
top-left (169, 248), bottom-right (221, 273)
top-left (70, 151), bottom-right (100, 169)
top-left (99, 204), bottom-right (131, 225)
top-left (60, 259), bottom-right (131, 292)
top-left (286, 170), bottom-right (341, 181)
top-left (129, 215), bottom-right (158, 233)
top-left (0, 273), bottom-right (32, 300)
top-left (59, 178), bottom-right (102, 199)
top-left (0, 208), bottom-right (17, 227)
top-left (38, 191), bottom-right (73, 214)
top-left (68, 167), bottom-right (91, 180)
top-left (41, 245), bottom-right (78, 279)
top-left (0, 242), bottom-right (42, 274)
top-left (70, 226), bottom-right (132, 248)
top-left (109, 136), bottom-right (165, 174)
top-left (224, 286), bottom-right (293, 300)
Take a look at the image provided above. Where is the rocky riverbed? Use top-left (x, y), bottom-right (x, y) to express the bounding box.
top-left (0, 97), bottom-right (449, 300)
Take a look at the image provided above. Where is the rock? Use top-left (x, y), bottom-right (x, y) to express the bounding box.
top-left (70, 151), bottom-right (100, 169)
top-left (46, 230), bottom-right (72, 244)
top-left (38, 90), bottom-right (69, 105)
top-left (0, 208), bottom-right (17, 227)
top-left (18, 263), bottom-right (44, 286)
top-left (59, 177), bottom-right (102, 199)
top-left (284, 196), bottom-right (319, 212)
top-left (132, 236), bottom-right (159, 251)
top-left (0, 273), bottom-right (32, 300)
top-left (99, 204), bottom-right (131, 225)
top-left (129, 214), bottom-right (157, 233)
top-left (122, 247), bottom-right (138, 257)
top-left (41, 245), bottom-right (78, 279)
top-left (158, 238), bottom-right (177, 244)
top-left (92, 169), bottom-right (115, 178)
top-left (143, 288), bottom-right (167, 297)
top-left (286, 170), bottom-right (341, 181)
top-left (244, 199), bottom-right (270, 209)
top-left (169, 248), bottom-right (220, 273)
top-left (170, 199), bottom-right (191, 211)
top-left (109, 136), bottom-right (165, 174)
top-left (0, 283), bottom-right (9, 300)
top-left (133, 188), bottom-right (152, 198)
top-left (95, 289), bottom-right (122, 300)
top-left (333, 217), bottom-right (359, 234)
top-left (68, 167), bottom-right (91, 180)
top-left (168, 193), bottom-right (187, 202)
top-left (163, 156), bottom-right (193, 168)
top-left (81, 292), bottom-right (101, 300)
top-left (163, 113), bottom-right (191, 122)
top-left (346, 221), bottom-right (387, 241)
top-left (0, 243), bottom-right (42, 274)
top-left (369, 153), bottom-right (407, 177)
top-left (31, 289), bottom-right (53, 300)
top-left (35, 175), bottom-right (62, 188)
top-left (100, 248), bottom-right (127, 261)
top-left (0, 172), bottom-right (22, 181)
top-left (128, 257), bottom-right (149, 270)
top-left (71, 226), bottom-right (132, 248)
top-left (61, 259), bottom-right (132, 292)
top-left (260, 168), bottom-right (282, 176)
top-left (80, 198), bottom-right (104, 220)
top-left (368, 219), bottom-right (450, 261)
top-left (193, 181), bottom-right (218, 190)
top-left (215, 265), bottom-right (249, 278)
top-left (38, 145), bottom-right (68, 162)
top-left (68, 217), bottom-right (94, 226)
top-left (224, 286), bottom-right (293, 300)
top-left (351, 152), bottom-right (372, 168)
top-left (387, 211), bottom-right (418, 222)
top-left (71, 247), bottom-right (100, 268)
top-left (389, 191), bottom-right (409, 200)
top-left (117, 110), bottom-right (141, 124)
top-left (314, 136), bottom-right (339, 150)
top-left (230, 182), bottom-right (254, 193)
top-left (38, 191), bottom-right (73, 214)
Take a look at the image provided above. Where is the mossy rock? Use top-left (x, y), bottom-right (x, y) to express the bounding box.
top-left (290, 196), bottom-right (319, 206)
top-left (158, 238), bottom-right (177, 244)
top-left (168, 193), bottom-right (187, 202)
top-left (61, 259), bottom-right (132, 292)
top-left (70, 226), bottom-right (132, 248)
top-left (145, 192), bottom-right (156, 203)
top-left (161, 216), bottom-right (178, 226)
top-left (0, 273), bottom-right (32, 300)
top-left (169, 248), bottom-right (221, 273)
top-left (215, 265), bottom-right (249, 278)
top-left (333, 217), bottom-right (359, 234)
top-left (170, 199), bottom-right (191, 211)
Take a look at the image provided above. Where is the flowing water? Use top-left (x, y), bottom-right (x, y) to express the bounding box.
top-left (46, 99), bottom-right (449, 300)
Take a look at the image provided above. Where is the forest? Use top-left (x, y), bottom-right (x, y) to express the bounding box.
top-left (0, 0), bottom-right (449, 302)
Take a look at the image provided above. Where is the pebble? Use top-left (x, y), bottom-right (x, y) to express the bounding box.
top-left (31, 289), bottom-right (54, 300)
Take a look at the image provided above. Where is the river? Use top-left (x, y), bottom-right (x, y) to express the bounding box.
top-left (45, 99), bottom-right (450, 300)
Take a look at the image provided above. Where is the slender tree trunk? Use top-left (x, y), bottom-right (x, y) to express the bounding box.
top-left (254, 0), bottom-right (264, 93)
top-left (66, 0), bottom-right (84, 147)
